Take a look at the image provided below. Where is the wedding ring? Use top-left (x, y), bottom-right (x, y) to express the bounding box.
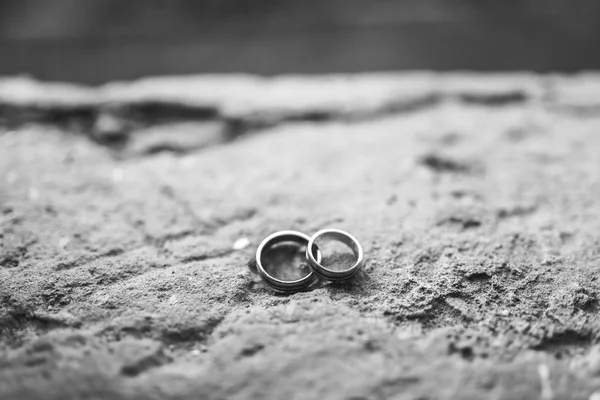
top-left (306, 229), bottom-right (363, 282)
top-left (255, 230), bottom-right (321, 292)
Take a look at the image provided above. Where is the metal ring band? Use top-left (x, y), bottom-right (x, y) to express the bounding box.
top-left (306, 229), bottom-right (363, 282)
top-left (255, 230), bottom-right (321, 292)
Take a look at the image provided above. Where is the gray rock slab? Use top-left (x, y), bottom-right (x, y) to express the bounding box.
top-left (1, 73), bottom-right (600, 399)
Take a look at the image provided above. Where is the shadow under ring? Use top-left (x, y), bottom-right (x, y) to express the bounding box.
top-left (255, 230), bottom-right (321, 293)
top-left (306, 228), bottom-right (364, 282)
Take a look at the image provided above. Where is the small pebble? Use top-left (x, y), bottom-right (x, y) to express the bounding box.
top-left (95, 293), bottom-right (111, 305)
top-left (233, 237), bottom-right (250, 250)
top-left (191, 349), bottom-right (201, 356)
top-left (58, 237), bottom-right (70, 249)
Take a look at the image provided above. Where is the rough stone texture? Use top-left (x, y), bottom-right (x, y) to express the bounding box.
top-left (1, 73), bottom-right (600, 399)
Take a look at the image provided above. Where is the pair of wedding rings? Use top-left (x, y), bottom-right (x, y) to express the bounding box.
top-left (253, 228), bottom-right (364, 293)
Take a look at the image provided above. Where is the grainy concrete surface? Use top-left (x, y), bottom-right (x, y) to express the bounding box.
top-left (1, 73), bottom-right (600, 399)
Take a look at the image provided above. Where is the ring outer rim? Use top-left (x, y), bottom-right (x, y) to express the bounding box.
top-left (255, 230), bottom-right (320, 292)
top-left (305, 228), bottom-right (364, 282)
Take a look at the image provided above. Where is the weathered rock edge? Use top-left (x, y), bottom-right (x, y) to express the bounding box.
top-left (1, 72), bottom-right (599, 155)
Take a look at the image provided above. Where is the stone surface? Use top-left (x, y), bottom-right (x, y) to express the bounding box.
top-left (1, 73), bottom-right (600, 399)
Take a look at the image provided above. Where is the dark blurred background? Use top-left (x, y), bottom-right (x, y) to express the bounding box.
top-left (1, 0), bottom-right (599, 84)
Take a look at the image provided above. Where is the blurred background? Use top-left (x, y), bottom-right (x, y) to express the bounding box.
top-left (1, 0), bottom-right (599, 84)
